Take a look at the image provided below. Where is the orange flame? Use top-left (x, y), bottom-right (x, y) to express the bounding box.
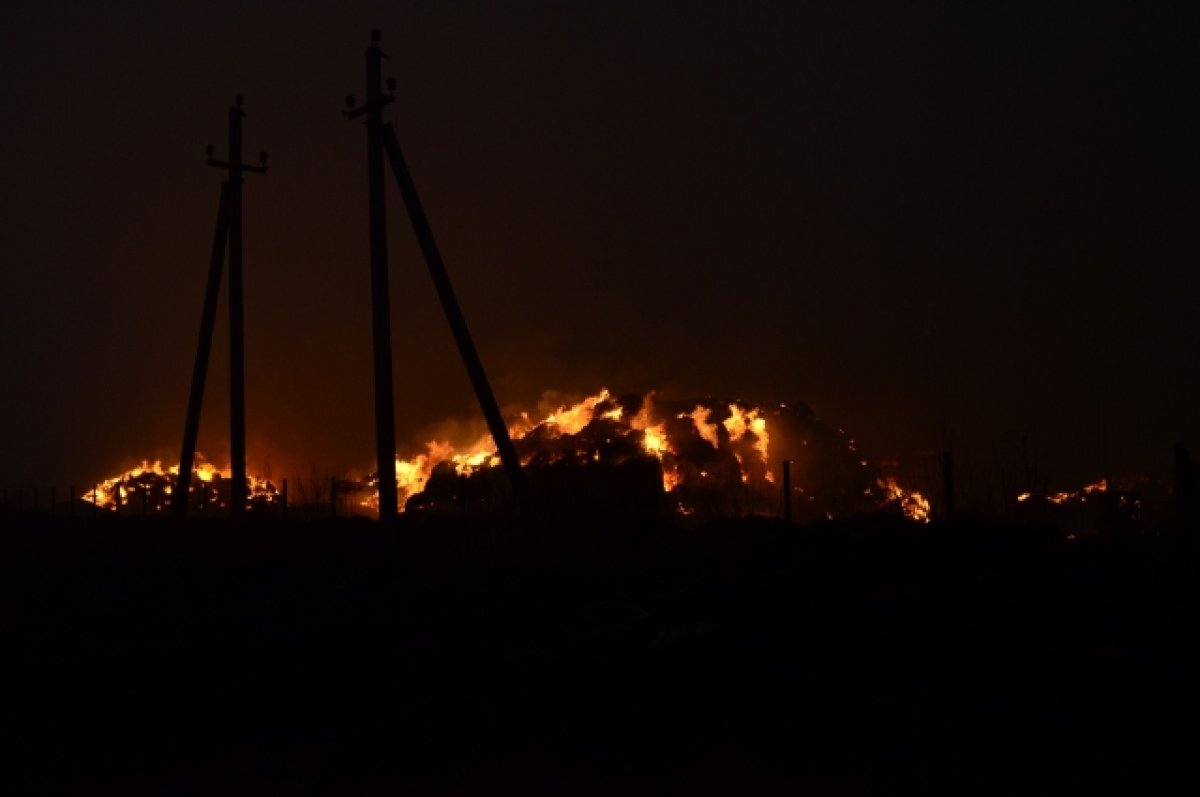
top-left (362, 388), bottom-right (929, 522)
top-left (680, 405), bottom-right (720, 450)
top-left (1017, 479), bottom-right (1107, 506)
top-left (84, 453), bottom-right (277, 511)
top-left (722, 403), bottom-right (774, 484)
top-left (875, 476), bottom-right (931, 523)
top-left (88, 388), bottom-right (932, 524)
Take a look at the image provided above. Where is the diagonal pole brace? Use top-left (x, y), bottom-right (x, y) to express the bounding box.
top-left (381, 123), bottom-right (534, 516)
top-left (176, 182), bottom-right (231, 515)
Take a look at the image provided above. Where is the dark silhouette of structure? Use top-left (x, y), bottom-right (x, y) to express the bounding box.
top-left (344, 33), bottom-right (399, 521)
top-left (177, 184), bottom-right (230, 515)
top-left (345, 30), bottom-right (530, 519)
top-left (175, 98), bottom-right (267, 517)
top-left (943, 450), bottom-right (955, 521)
top-left (782, 459), bottom-right (792, 522)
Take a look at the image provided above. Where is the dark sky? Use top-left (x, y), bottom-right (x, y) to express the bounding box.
top-left (1, 1), bottom-right (1196, 495)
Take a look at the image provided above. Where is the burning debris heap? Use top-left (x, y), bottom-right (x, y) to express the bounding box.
top-left (366, 388), bottom-right (930, 523)
top-left (84, 389), bottom-right (930, 523)
top-left (83, 455), bottom-right (279, 514)
top-left (1015, 479), bottom-right (1145, 538)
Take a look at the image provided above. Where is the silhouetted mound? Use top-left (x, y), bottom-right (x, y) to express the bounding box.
top-left (2, 514), bottom-right (1197, 793)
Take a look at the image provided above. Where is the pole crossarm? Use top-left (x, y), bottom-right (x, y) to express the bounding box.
top-left (344, 30), bottom-right (395, 121)
top-left (344, 94), bottom-right (394, 120)
top-left (206, 96), bottom-right (270, 177)
top-left (207, 158), bottom-right (268, 174)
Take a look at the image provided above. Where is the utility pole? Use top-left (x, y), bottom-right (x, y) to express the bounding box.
top-left (344, 30), bottom-right (534, 518)
top-left (345, 31), bottom-right (399, 522)
top-left (188, 96), bottom-right (266, 518)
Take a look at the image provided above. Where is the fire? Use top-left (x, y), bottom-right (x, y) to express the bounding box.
top-left (1012, 478), bottom-right (1145, 537)
top-left (721, 403), bottom-right (774, 484)
top-left (629, 393), bottom-right (673, 459)
top-left (363, 388), bottom-right (673, 511)
top-left (680, 405), bottom-right (720, 449)
top-left (83, 453), bottom-right (278, 512)
top-left (362, 387), bottom-right (931, 523)
top-left (87, 389), bottom-right (932, 525)
top-left (875, 477), bottom-right (931, 523)
top-left (1017, 479), bottom-right (1108, 505)
top-left (640, 424), bottom-right (669, 457)
top-left (539, 388), bottom-right (613, 435)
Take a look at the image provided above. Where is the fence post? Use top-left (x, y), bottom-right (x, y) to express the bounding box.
top-left (330, 477), bottom-right (338, 519)
top-left (70, 486), bottom-right (76, 516)
top-left (1177, 443), bottom-right (1194, 546)
top-left (943, 451), bottom-right (955, 522)
top-left (782, 460), bottom-right (793, 523)
top-left (281, 478), bottom-right (288, 519)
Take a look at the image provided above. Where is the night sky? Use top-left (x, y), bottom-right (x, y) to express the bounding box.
top-left (1, 1), bottom-right (1196, 497)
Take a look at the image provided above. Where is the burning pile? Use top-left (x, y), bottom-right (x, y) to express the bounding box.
top-left (1014, 478), bottom-right (1145, 538)
top-left (83, 388), bottom-right (929, 523)
top-left (1017, 480), bottom-right (1109, 506)
top-left (367, 388), bottom-right (930, 523)
top-left (82, 454), bottom-right (279, 513)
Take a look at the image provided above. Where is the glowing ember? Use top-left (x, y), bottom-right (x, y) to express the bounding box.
top-left (1017, 479), bottom-right (1107, 506)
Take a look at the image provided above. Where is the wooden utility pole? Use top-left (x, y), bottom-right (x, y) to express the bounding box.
top-left (345, 32), bottom-right (400, 521)
top-left (344, 30), bottom-right (532, 518)
top-left (176, 98), bottom-right (266, 518)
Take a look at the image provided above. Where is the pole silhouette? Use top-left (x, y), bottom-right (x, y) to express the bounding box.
top-left (345, 31), bottom-right (399, 521)
top-left (344, 30), bottom-right (532, 518)
top-left (381, 124), bottom-right (532, 515)
top-left (1178, 443), bottom-right (1194, 544)
top-left (176, 183), bottom-right (230, 515)
top-left (782, 460), bottom-right (792, 523)
top-left (175, 98), bottom-right (266, 518)
top-left (227, 101), bottom-right (248, 517)
top-left (943, 450), bottom-right (955, 522)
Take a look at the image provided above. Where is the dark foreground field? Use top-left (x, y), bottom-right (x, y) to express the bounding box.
top-left (2, 513), bottom-right (1198, 794)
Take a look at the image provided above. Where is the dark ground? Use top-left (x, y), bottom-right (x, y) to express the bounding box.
top-left (2, 512), bottom-right (1197, 794)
